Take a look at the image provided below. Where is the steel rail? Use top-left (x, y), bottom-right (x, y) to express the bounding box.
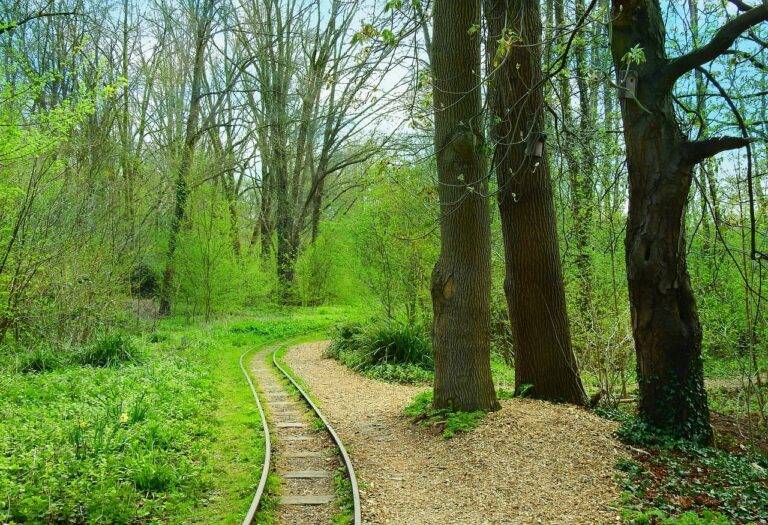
top-left (239, 345), bottom-right (272, 525)
top-left (271, 346), bottom-right (362, 525)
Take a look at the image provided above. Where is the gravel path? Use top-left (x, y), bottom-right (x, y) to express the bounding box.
top-left (285, 341), bottom-right (626, 525)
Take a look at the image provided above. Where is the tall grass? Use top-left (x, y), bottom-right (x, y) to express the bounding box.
top-left (326, 321), bottom-right (433, 383)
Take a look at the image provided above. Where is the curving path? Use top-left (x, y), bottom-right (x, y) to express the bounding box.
top-left (284, 341), bottom-right (627, 525)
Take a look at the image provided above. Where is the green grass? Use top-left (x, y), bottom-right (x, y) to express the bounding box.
top-left (0, 326), bottom-right (216, 523)
top-left (0, 306), bottom-right (353, 524)
top-left (331, 467), bottom-right (355, 525)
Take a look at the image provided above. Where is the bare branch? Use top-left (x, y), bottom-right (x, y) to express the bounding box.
top-left (0, 9), bottom-right (76, 36)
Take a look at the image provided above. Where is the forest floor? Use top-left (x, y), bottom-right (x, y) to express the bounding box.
top-left (284, 341), bottom-right (626, 525)
top-left (3, 307), bottom-right (766, 524)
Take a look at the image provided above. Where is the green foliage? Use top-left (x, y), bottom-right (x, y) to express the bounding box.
top-left (173, 181), bottom-right (268, 318)
top-left (0, 307), bottom-right (348, 524)
top-left (130, 264), bottom-right (160, 299)
top-left (18, 346), bottom-right (61, 373)
top-left (0, 334), bottom-right (215, 523)
top-left (230, 307), bottom-right (352, 339)
top-left (293, 222), bottom-right (362, 307)
top-left (364, 362), bottom-right (434, 383)
top-left (0, 61), bottom-right (130, 345)
top-left (404, 390), bottom-right (487, 438)
top-left (76, 332), bottom-right (140, 367)
top-left (332, 468), bottom-right (355, 525)
top-left (621, 508), bottom-right (730, 525)
top-left (615, 418), bottom-right (768, 523)
top-left (5, 333), bottom-right (140, 373)
top-left (326, 320), bottom-right (434, 384)
top-left (342, 163), bottom-right (437, 323)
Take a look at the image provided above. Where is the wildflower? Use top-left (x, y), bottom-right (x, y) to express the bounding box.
top-left (119, 412), bottom-right (129, 424)
top-left (78, 420), bottom-right (88, 429)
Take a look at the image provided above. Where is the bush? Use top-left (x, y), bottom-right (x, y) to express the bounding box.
top-left (326, 320), bottom-right (433, 383)
top-left (16, 343), bottom-right (63, 373)
top-left (131, 264), bottom-right (160, 299)
top-left (77, 333), bottom-right (140, 367)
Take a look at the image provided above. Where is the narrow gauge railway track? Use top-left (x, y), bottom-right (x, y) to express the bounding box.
top-left (240, 342), bottom-right (361, 525)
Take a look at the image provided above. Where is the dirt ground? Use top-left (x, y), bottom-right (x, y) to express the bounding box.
top-left (284, 341), bottom-right (626, 525)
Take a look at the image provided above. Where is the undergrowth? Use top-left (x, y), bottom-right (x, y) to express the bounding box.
top-left (332, 467), bottom-right (355, 525)
top-left (404, 390), bottom-right (486, 438)
top-left (4, 332), bottom-right (141, 373)
top-left (609, 413), bottom-right (768, 524)
top-left (0, 332), bottom-right (214, 523)
top-left (326, 321), bottom-right (434, 383)
top-left (0, 307), bottom-right (351, 524)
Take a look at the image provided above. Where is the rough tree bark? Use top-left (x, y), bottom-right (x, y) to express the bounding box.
top-left (485, 0), bottom-right (587, 405)
top-left (430, 0), bottom-right (499, 412)
top-left (610, 0), bottom-right (766, 442)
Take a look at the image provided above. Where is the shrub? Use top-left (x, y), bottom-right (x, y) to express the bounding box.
top-left (361, 322), bottom-right (433, 368)
top-left (16, 343), bottom-right (62, 373)
top-left (130, 264), bottom-right (160, 299)
top-left (327, 320), bottom-right (433, 383)
top-left (77, 333), bottom-right (140, 367)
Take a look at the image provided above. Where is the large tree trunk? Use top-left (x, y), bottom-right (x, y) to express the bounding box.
top-left (430, 0), bottom-right (499, 412)
top-left (610, 0), bottom-right (711, 442)
top-left (275, 162), bottom-right (297, 299)
top-left (257, 164), bottom-right (274, 257)
top-left (485, 0), bottom-right (587, 405)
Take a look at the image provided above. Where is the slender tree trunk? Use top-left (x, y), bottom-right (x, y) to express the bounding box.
top-left (485, 0), bottom-right (587, 405)
top-left (310, 174), bottom-right (325, 243)
top-left (572, 0), bottom-right (595, 314)
top-left (120, 0), bottom-right (135, 244)
top-left (610, 0), bottom-right (712, 442)
top-left (258, 164), bottom-right (274, 257)
top-left (158, 0), bottom-right (212, 315)
top-left (430, 0), bottom-right (499, 412)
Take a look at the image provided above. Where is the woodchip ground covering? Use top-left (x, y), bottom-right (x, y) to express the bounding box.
top-left (284, 341), bottom-right (626, 525)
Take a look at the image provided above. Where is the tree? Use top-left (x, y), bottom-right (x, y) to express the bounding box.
top-left (158, 0), bottom-right (215, 315)
top-left (239, 0), bottom-right (412, 300)
top-left (610, 0), bottom-right (767, 442)
top-left (430, 0), bottom-right (499, 412)
top-left (484, 0), bottom-right (587, 405)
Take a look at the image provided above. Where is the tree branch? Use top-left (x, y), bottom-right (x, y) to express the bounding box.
top-left (728, 0), bottom-right (755, 12)
top-left (723, 49), bottom-right (768, 71)
top-left (682, 136), bottom-right (754, 164)
top-left (662, 4), bottom-right (768, 84)
top-left (0, 10), bottom-right (76, 36)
